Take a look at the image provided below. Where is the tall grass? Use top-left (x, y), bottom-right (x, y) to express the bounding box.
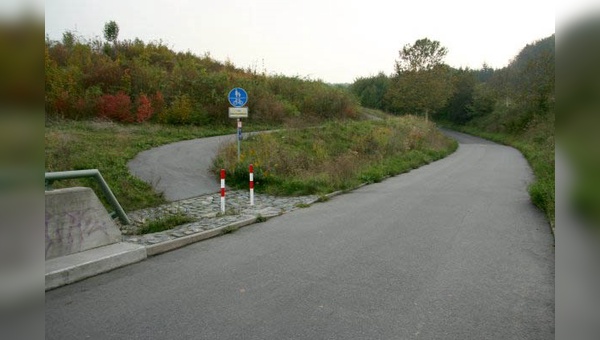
top-left (212, 116), bottom-right (457, 196)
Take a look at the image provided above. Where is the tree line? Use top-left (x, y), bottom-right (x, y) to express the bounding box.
top-left (45, 21), bottom-right (359, 126)
top-left (45, 21), bottom-right (554, 136)
top-left (351, 35), bottom-right (555, 133)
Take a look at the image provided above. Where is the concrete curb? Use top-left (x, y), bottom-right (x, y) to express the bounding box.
top-left (145, 207), bottom-right (292, 257)
top-left (146, 216), bottom-right (257, 256)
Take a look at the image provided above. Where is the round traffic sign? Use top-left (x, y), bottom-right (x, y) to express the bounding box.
top-left (228, 87), bottom-right (248, 107)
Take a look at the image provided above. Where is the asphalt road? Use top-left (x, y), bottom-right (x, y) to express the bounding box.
top-left (127, 131), bottom-right (262, 201)
top-left (127, 134), bottom-right (235, 201)
top-left (47, 130), bottom-right (554, 339)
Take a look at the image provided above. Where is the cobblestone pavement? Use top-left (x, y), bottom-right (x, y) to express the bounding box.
top-left (121, 190), bottom-right (319, 246)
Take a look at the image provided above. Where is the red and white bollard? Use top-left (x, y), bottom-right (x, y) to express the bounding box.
top-left (249, 164), bottom-right (254, 206)
top-left (220, 169), bottom-right (226, 212)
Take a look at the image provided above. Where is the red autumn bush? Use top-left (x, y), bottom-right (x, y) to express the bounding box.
top-left (97, 92), bottom-right (133, 122)
top-left (135, 93), bottom-right (154, 122)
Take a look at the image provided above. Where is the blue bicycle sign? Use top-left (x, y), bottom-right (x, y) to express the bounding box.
top-left (228, 87), bottom-right (248, 107)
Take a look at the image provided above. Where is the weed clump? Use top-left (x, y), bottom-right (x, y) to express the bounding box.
top-left (136, 213), bottom-right (195, 235)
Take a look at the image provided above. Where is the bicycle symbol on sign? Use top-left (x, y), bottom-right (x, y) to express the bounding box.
top-left (232, 89), bottom-right (243, 106)
top-left (228, 87), bottom-right (248, 108)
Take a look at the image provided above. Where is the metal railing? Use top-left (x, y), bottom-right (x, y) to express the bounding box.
top-left (45, 169), bottom-right (131, 225)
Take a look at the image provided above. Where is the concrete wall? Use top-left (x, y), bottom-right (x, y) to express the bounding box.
top-left (45, 187), bottom-right (122, 260)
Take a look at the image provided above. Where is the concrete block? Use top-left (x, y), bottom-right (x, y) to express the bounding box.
top-left (45, 187), bottom-right (121, 260)
top-left (45, 242), bottom-right (147, 290)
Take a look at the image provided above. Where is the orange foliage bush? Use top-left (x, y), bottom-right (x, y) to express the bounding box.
top-left (97, 92), bottom-right (133, 122)
top-left (135, 94), bottom-right (153, 122)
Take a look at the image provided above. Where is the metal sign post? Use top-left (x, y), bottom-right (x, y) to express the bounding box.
top-left (228, 87), bottom-right (249, 163)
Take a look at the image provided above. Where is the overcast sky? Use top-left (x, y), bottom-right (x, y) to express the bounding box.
top-left (44, 1), bottom-right (574, 83)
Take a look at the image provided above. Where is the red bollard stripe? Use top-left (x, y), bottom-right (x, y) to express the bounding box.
top-left (220, 169), bottom-right (225, 197)
top-left (249, 164), bottom-right (254, 189)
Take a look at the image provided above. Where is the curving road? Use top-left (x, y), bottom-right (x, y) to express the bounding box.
top-left (127, 134), bottom-right (236, 201)
top-left (47, 130), bottom-right (554, 339)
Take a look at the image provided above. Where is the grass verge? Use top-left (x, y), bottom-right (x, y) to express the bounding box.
top-left (212, 115), bottom-right (457, 196)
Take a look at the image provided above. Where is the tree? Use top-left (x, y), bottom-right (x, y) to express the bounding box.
top-left (441, 68), bottom-right (477, 124)
top-left (508, 35), bottom-right (555, 114)
top-left (103, 20), bottom-right (119, 45)
top-left (62, 31), bottom-right (75, 49)
top-left (395, 38), bottom-right (448, 73)
top-left (386, 38), bottom-right (454, 121)
top-left (475, 63), bottom-right (495, 82)
top-left (350, 72), bottom-right (390, 110)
